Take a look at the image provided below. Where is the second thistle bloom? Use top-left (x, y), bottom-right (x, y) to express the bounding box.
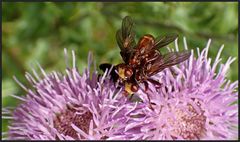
top-left (126, 38), bottom-right (238, 140)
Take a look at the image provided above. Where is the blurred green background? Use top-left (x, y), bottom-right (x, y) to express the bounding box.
top-left (2, 2), bottom-right (238, 133)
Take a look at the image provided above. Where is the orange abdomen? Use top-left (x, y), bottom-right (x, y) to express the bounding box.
top-left (138, 34), bottom-right (155, 50)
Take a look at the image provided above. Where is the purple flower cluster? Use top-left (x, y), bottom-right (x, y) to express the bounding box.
top-left (3, 38), bottom-right (238, 140)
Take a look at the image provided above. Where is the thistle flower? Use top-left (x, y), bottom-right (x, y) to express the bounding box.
top-left (128, 38), bottom-right (238, 140)
top-left (3, 50), bottom-right (139, 140)
top-left (3, 38), bottom-right (238, 140)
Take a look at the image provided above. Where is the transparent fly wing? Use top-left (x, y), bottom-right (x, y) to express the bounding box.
top-left (153, 34), bottom-right (178, 50)
top-left (116, 16), bottom-right (137, 63)
top-left (146, 50), bottom-right (191, 76)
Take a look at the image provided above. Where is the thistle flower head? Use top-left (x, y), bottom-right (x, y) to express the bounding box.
top-left (4, 50), bottom-right (139, 140)
top-left (127, 38), bottom-right (238, 140)
top-left (3, 38), bottom-right (238, 140)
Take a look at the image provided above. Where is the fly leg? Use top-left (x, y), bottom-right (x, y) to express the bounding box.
top-left (143, 81), bottom-right (154, 110)
top-left (129, 93), bottom-right (134, 101)
top-left (146, 93), bottom-right (154, 110)
top-left (122, 90), bottom-right (135, 101)
top-left (122, 90), bottom-right (129, 97)
top-left (147, 78), bottom-right (162, 90)
top-left (143, 80), bottom-right (149, 92)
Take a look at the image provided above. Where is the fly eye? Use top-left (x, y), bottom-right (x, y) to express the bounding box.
top-left (124, 68), bottom-right (133, 78)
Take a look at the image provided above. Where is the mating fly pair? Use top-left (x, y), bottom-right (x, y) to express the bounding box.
top-left (100, 16), bottom-right (190, 101)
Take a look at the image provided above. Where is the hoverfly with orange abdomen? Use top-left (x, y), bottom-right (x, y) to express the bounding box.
top-left (100, 16), bottom-right (191, 105)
